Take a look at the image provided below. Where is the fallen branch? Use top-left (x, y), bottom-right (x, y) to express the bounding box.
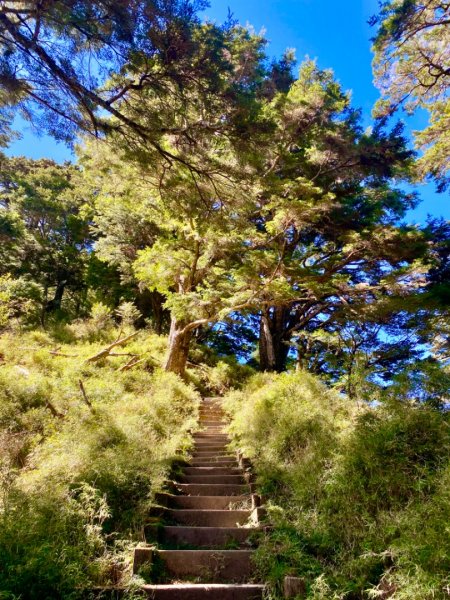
top-left (45, 400), bottom-right (64, 419)
top-left (118, 356), bottom-right (149, 372)
top-left (79, 379), bottom-right (95, 413)
top-left (50, 351), bottom-right (79, 357)
top-left (85, 331), bottom-right (139, 363)
top-left (186, 360), bottom-right (210, 372)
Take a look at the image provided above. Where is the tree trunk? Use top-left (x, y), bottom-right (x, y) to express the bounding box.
top-left (259, 309), bottom-right (277, 371)
top-left (164, 318), bottom-right (193, 377)
top-left (46, 280), bottom-right (66, 312)
top-left (259, 306), bottom-right (292, 372)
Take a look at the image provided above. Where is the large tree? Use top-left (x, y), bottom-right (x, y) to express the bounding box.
top-left (371, 0), bottom-right (450, 189)
top-left (233, 61), bottom-right (428, 373)
top-left (0, 2), bottom-right (291, 174)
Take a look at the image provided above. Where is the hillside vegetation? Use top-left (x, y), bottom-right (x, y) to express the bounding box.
top-left (224, 372), bottom-right (450, 599)
top-left (0, 323), bottom-right (200, 598)
top-left (0, 1), bottom-right (449, 598)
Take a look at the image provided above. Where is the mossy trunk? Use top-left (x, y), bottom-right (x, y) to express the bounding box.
top-left (164, 318), bottom-right (192, 377)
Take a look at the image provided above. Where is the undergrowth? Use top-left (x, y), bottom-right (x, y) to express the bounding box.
top-left (0, 324), bottom-right (200, 599)
top-left (224, 370), bottom-right (450, 600)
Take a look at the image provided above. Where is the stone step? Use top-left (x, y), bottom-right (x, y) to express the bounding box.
top-left (192, 438), bottom-right (230, 445)
top-left (192, 444), bottom-right (230, 451)
top-left (175, 483), bottom-right (251, 496)
top-left (159, 525), bottom-right (256, 549)
top-left (166, 509), bottom-right (251, 527)
top-left (141, 584), bottom-right (264, 599)
top-left (169, 495), bottom-right (252, 510)
top-left (180, 474), bottom-right (246, 485)
top-left (184, 467), bottom-right (242, 476)
top-left (190, 459), bottom-right (238, 467)
top-left (191, 448), bottom-right (233, 454)
top-left (155, 549), bottom-right (256, 582)
top-left (193, 433), bottom-right (229, 439)
top-left (198, 408), bottom-right (225, 421)
top-left (198, 429), bottom-right (226, 434)
top-left (193, 440), bottom-right (229, 446)
top-left (199, 412), bottom-right (225, 417)
top-left (190, 452), bottom-right (235, 459)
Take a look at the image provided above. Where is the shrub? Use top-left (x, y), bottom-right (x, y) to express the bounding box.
top-left (224, 371), bottom-right (450, 599)
top-left (0, 326), bottom-right (200, 597)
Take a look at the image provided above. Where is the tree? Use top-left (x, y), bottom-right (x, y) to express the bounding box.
top-left (371, 0), bottom-right (450, 189)
top-left (0, 2), bottom-right (288, 175)
top-left (0, 154), bottom-right (92, 319)
top-left (83, 142), bottom-right (258, 376)
top-left (232, 61), bottom-right (428, 374)
top-left (82, 60), bottom-right (435, 380)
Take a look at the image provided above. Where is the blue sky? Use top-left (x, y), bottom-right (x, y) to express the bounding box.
top-left (6, 0), bottom-right (449, 223)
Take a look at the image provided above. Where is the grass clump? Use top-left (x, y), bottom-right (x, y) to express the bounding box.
top-left (223, 370), bottom-right (450, 599)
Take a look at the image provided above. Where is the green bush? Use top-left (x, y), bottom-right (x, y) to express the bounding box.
top-left (224, 371), bottom-right (450, 599)
top-left (0, 327), bottom-right (200, 598)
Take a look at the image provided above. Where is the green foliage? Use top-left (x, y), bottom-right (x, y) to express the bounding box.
top-left (0, 327), bottom-right (200, 597)
top-left (371, 0), bottom-right (450, 189)
top-left (224, 371), bottom-right (450, 599)
top-left (0, 274), bottom-right (43, 329)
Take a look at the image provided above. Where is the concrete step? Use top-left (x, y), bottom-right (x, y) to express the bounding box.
top-left (175, 483), bottom-right (251, 496)
top-left (166, 509), bottom-right (251, 527)
top-left (159, 526), bottom-right (256, 549)
top-left (156, 549), bottom-right (256, 583)
top-left (169, 495), bottom-right (252, 510)
top-left (180, 474), bottom-right (246, 485)
top-left (184, 467), bottom-right (242, 476)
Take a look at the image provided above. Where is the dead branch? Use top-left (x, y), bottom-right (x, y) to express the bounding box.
top-left (45, 400), bottom-right (64, 419)
top-left (78, 379), bottom-right (95, 413)
top-left (186, 360), bottom-right (210, 372)
top-left (118, 356), bottom-right (144, 372)
top-left (117, 353), bottom-right (157, 372)
top-left (50, 351), bottom-right (79, 357)
top-left (85, 331), bottom-right (139, 363)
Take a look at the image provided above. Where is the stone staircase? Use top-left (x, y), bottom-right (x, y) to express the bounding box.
top-left (133, 397), bottom-right (265, 599)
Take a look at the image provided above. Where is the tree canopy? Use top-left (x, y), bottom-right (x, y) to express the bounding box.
top-left (371, 0), bottom-right (450, 189)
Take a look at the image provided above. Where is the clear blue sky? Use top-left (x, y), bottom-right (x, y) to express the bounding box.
top-left (7, 0), bottom-right (449, 224)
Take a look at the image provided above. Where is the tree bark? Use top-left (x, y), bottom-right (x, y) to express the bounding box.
top-left (46, 280), bottom-right (66, 312)
top-left (259, 306), bottom-right (292, 372)
top-left (164, 318), bottom-right (193, 377)
top-left (259, 309), bottom-right (277, 371)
